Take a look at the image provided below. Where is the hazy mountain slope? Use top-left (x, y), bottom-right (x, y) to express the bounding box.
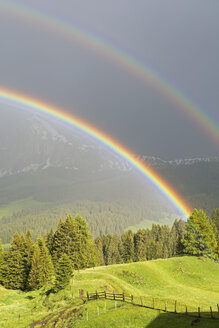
top-left (0, 107), bottom-right (218, 242)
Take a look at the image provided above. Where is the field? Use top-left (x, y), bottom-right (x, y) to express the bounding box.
top-left (1, 256), bottom-right (219, 327)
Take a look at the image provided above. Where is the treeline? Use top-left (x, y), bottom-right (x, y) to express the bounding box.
top-left (0, 209), bottom-right (219, 292)
top-left (0, 215), bottom-right (97, 291)
top-left (0, 200), bottom-right (170, 243)
top-left (96, 209), bottom-right (219, 265)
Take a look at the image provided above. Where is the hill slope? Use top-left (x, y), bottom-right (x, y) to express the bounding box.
top-left (1, 257), bottom-right (219, 327)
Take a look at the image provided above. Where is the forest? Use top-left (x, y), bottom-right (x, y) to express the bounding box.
top-left (0, 208), bottom-right (219, 292)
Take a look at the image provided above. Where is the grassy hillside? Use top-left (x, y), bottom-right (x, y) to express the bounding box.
top-left (1, 257), bottom-right (219, 327)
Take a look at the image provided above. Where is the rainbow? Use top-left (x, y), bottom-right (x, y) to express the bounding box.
top-left (0, 0), bottom-right (218, 146)
top-left (0, 88), bottom-right (192, 219)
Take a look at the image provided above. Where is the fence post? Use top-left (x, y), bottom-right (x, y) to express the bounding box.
top-left (175, 301), bottom-right (177, 313)
top-left (185, 305), bottom-right (188, 315)
top-left (165, 301), bottom-right (167, 312)
top-left (217, 304), bottom-right (219, 313)
top-left (131, 295), bottom-right (134, 305)
top-left (210, 306), bottom-right (213, 319)
top-left (87, 291), bottom-right (89, 301)
top-left (153, 297), bottom-right (155, 309)
top-left (123, 292), bottom-right (125, 302)
top-left (96, 290), bottom-right (98, 299)
top-left (113, 291), bottom-right (116, 300)
top-left (104, 291), bottom-right (106, 299)
top-left (198, 307), bottom-right (200, 318)
top-left (141, 296), bottom-right (143, 307)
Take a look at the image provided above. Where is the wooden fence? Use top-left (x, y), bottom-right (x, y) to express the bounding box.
top-left (79, 290), bottom-right (219, 320)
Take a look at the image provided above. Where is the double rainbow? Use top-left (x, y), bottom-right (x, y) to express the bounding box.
top-left (0, 88), bottom-right (192, 219)
top-left (0, 0), bottom-right (218, 145)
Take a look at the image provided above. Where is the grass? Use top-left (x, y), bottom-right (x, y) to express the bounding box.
top-left (1, 256), bottom-right (219, 327)
top-left (0, 198), bottom-right (42, 220)
top-left (127, 215), bottom-right (175, 231)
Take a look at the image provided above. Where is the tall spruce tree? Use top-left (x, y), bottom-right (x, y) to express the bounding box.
top-left (121, 230), bottom-right (134, 263)
top-left (51, 215), bottom-right (97, 269)
top-left (189, 209), bottom-right (218, 256)
top-left (182, 219), bottom-right (216, 259)
top-left (54, 254), bottom-right (73, 292)
top-left (0, 233), bottom-right (27, 290)
top-left (134, 230), bottom-right (146, 262)
top-left (28, 237), bottom-right (54, 290)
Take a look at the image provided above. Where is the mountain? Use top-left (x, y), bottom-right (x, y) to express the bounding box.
top-left (0, 106), bottom-right (218, 242)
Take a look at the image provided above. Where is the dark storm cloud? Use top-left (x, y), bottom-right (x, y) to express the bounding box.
top-left (0, 0), bottom-right (218, 158)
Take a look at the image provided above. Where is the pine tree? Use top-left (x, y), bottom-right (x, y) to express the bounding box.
top-left (95, 237), bottom-right (105, 266)
top-left (189, 209), bottom-right (218, 256)
top-left (37, 237), bottom-right (54, 287)
top-left (134, 230), bottom-right (146, 262)
top-left (51, 215), bottom-right (97, 269)
top-left (28, 237), bottom-right (54, 290)
top-left (0, 233), bottom-right (27, 290)
top-left (121, 230), bottom-right (134, 263)
top-left (28, 244), bottom-right (40, 290)
top-left (107, 235), bottom-right (122, 265)
top-left (182, 219), bottom-right (216, 259)
top-left (54, 254), bottom-right (73, 291)
top-left (46, 228), bottom-right (54, 253)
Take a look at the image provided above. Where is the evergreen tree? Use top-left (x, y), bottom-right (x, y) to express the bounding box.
top-left (51, 215), bottom-right (97, 269)
top-left (134, 230), bottom-right (146, 262)
top-left (189, 209), bottom-right (218, 256)
top-left (0, 233), bottom-right (27, 290)
top-left (182, 219), bottom-right (216, 259)
top-left (28, 244), bottom-right (40, 290)
top-left (95, 237), bottom-right (105, 266)
top-left (28, 237), bottom-right (54, 290)
top-left (46, 228), bottom-right (54, 253)
top-left (121, 230), bottom-right (134, 263)
top-left (54, 254), bottom-right (73, 291)
top-left (106, 234), bottom-right (122, 265)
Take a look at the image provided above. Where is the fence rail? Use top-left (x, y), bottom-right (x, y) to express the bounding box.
top-left (79, 289), bottom-right (219, 320)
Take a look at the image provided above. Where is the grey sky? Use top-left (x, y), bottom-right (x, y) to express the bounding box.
top-left (0, 0), bottom-right (218, 159)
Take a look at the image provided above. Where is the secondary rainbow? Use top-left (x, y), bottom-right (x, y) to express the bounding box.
top-left (0, 0), bottom-right (218, 146)
top-left (0, 88), bottom-right (192, 218)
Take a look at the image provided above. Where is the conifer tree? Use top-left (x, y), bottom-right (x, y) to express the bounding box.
top-left (54, 254), bottom-right (73, 291)
top-left (28, 237), bottom-right (54, 290)
top-left (134, 230), bottom-right (146, 262)
top-left (121, 230), bottom-right (134, 263)
top-left (28, 244), bottom-right (40, 290)
top-left (51, 215), bottom-right (97, 269)
top-left (0, 233), bottom-right (27, 290)
top-left (189, 209), bottom-right (218, 256)
top-left (95, 237), bottom-right (105, 266)
top-left (106, 234), bottom-right (122, 265)
top-left (182, 219), bottom-right (216, 259)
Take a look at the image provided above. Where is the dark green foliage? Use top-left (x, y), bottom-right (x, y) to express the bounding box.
top-left (134, 229), bottom-right (146, 261)
top-left (0, 233), bottom-right (27, 290)
top-left (182, 218), bottom-right (216, 259)
top-left (95, 237), bottom-right (105, 266)
top-left (54, 254), bottom-right (73, 291)
top-left (51, 215), bottom-right (97, 269)
top-left (189, 209), bottom-right (218, 255)
top-left (121, 230), bottom-right (135, 263)
top-left (1, 209), bottom-right (219, 292)
top-left (28, 237), bottom-right (54, 290)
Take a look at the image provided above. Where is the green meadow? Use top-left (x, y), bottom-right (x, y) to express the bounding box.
top-left (1, 256), bottom-right (219, 327)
